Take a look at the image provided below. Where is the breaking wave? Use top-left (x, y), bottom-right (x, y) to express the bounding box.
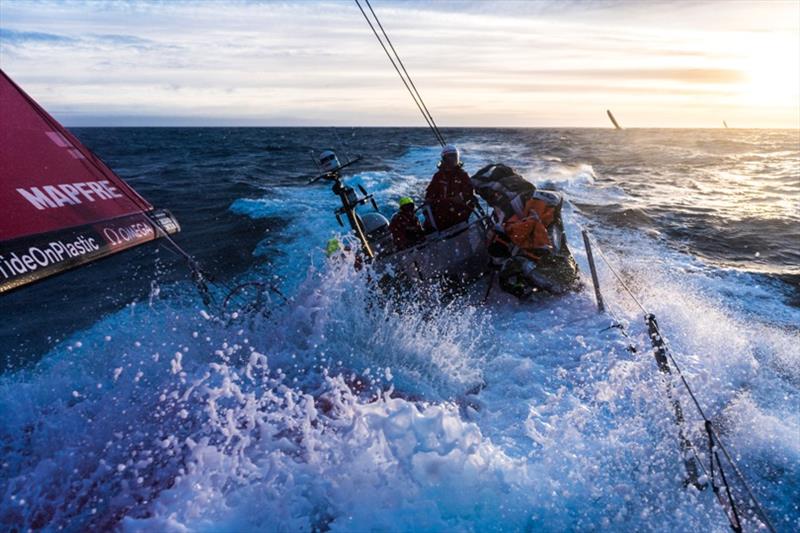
top-left (1, 127), bottom-right (799, 531)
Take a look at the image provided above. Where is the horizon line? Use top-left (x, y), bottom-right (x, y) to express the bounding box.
top-left (62, 124), bottom-right (795, 130)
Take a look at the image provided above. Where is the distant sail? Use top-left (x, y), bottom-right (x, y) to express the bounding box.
top-left (606, 109), bottom-right (622, 130)
top-left (723, 120), bottom-right (729, 129)
top-left (0, 69), bottom-right (179, 294)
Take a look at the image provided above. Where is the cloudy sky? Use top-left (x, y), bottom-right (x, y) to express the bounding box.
top-left (1, 0), bottom-right (798, 127)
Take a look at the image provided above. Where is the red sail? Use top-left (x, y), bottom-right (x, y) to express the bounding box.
top-left (0, 69), bottom-right (179, 293)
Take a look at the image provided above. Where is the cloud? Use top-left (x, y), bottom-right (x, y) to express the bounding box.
top-left (1, 28), bottom-right (159, 48)
top-left (0, 28), bottom-right (75, 44)
top-left (0, 0), bottom-right (797, 127)
top-left (516, 68), bottom-right (746, 84)
top-left (88, 33), bottom-right (156, 47)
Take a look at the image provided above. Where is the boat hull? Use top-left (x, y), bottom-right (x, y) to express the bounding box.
top-left (374, 218), bottom-right (491, 286)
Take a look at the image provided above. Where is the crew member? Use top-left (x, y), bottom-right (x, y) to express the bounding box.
top-left (424, 144), bottom-right (476, 231)
top-left (389, 197), bottom-right (425, 250)
top-left (490, 193), bottom-right (575, 295)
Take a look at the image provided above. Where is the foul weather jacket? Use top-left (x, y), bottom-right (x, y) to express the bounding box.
top-left (497, 197), bottom-right (556, 260)
top-left (389, 205), bottom-right (425, 250)
top-left (424, 166), bottom-right (475, 231)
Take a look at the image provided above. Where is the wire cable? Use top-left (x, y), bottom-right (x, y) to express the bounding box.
top-left (354, 0), bottom-right (446, 146)
top-left (584, 229), bottom-right (776, 532)
top-left (363, 0), bottom-right (445, 144)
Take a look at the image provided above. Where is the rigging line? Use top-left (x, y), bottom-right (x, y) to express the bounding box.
top-left (651, 311), bottom-right (778, 532)
top-left (654, 307), bottom-right (774, 532)
top-left (706, 421), bottom-right (750, 533)
top-left (715, 445), bottom-right (744, 533)
top-left (363, 0), bottom-right (445, 143)
top-left (596, 297), bottom-right (637, 351)
top-left (353, 0), bottom-right (446, 146)
top-left (583, 229), bottom-right (774, 531)
top-left (575, 223), bottom-right (636, 350)
top-left (585, 230), bottom-right (777, 532)
top-left (637, 321), bottom-right (760, 531)
top-left (708, 422), bottom-right (745, 533)
top-left (585, 237), bottom-right (711, 423)
top-left (356, 0), bottom-right (444, 146)
top-left (709, 425), bottom-right (777, 533)
top-left (587, 234), bottom-right (648, 315)
top-left (705, 421), bottom-right (740, 531)
top-left (585, 297), bottom-right (719, 500)
top-left (647, 317), bottom-right (710, 420)
top-left (332, 128), bottom-right (353, 164)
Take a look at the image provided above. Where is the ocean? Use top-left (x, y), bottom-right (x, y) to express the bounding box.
top-left (1, 127), bottom-right (798, 531)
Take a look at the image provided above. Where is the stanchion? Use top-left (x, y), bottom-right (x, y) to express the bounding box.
top-left (582, 229), bottom-right (605, 312)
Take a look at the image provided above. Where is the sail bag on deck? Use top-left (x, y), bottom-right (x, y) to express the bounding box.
top-left (0, 69), bottom-right (179, 293)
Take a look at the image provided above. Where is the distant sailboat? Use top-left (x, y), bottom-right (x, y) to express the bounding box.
top-left (723, 120), bottom-right (729, 129)
top-left (606, 109), bottom-right (622, 130)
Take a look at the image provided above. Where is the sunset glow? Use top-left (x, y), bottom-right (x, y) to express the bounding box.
top-left (1, 0), bottom-right (798, 127)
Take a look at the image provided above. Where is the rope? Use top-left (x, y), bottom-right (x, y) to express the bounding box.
top-left (596, 298), bottom-right (637, 353)
top-left (363, 0), bottom-right (445, 145)
top-left (354, 0), bottom-right (446, 146)
top-left (649, 314), bottom-right (775, 531)
top-left (583, 229), bottom-right (777, 533)
top-left (708, 421), bottom-right (776, 533)
top-left (587, 235), bottom-right (648, 315)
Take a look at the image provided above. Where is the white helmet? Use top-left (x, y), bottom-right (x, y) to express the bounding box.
top-left (440, 144), bottom-right (460, 167)
top-left (319, 150), bottom-right (341, 173)
top-left (441, 144), bottom-right (459, 157)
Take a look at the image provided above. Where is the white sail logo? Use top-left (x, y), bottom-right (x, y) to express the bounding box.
top-left (0, 236), bottom-right (100, 280)
top-left (16, 180), bottom-right (125, 210)
top-left (103, 222), bottom-right (154, 246)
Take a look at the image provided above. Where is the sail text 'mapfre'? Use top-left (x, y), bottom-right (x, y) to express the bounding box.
top-left (16, 180), bottom-right (125, 210)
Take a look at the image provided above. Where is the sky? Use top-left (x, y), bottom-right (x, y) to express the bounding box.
top-left (1, 0), bottom-right (798, 128)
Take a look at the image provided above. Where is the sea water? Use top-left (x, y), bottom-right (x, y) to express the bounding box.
top-left (1, 128), bottom-right (798, 531)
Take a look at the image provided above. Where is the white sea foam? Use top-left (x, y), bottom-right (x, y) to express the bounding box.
top-left (1, 140), bottom-right (797, 531)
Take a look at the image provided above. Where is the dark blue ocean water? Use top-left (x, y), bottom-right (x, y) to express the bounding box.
top-left (1, 128), bottom-right (798, 531)
top-left (2, 128), bottom-right (798, 368)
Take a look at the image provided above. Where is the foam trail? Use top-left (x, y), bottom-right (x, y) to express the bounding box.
top-left (2, 134), bottom-right (798, 531)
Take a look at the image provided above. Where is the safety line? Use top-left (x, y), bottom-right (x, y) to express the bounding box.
top-left (583, 230), bottom-right (777, 533)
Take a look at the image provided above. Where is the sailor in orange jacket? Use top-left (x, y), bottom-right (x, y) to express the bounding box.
top-left (490, 192), bottom-right (577, 295)
top-left (500, 196), bottom-right (556, 260)
top-left (424, 145), bottom-right (476, 231)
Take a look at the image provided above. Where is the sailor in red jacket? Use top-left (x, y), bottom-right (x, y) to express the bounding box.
top-left (424, 145), bottom-right (476, 231)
